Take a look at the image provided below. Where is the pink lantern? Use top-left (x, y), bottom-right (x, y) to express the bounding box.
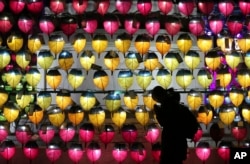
top-left (38, 124), bottom-right (55, 145)
top-left (50, 0), bottom-right (65, 15)
top-left (26, 0), bottom-right (44, 14)
top-left (15, 125), bottom-right (32, 146)
top-left (96, 0), bottom-right (110, 16)
top-left (195, 142), bottom-right (211, 164)
top-left (164, 15), bottom-right (181, 40)
top-left (144, 124), bottom-right (160, 144)
top-left (157, 0), bottom-right (173, 15)
top-left (130, 142), bottom-right (147, 164)
top-left (0, 123), bottom-right (8, 142)
top-left (151, 142), bottom-right (161, 162)
top-left (178, 0), bottom-right (195, 17)
top-left (193, 128), bottom-right (203, 147)
top-left (145, 15), bottom-right (160, 37)
top-left (60, 14), bottom-right (78, 38)
top-left (103, 14), bottom-right (120, 37)
top-left (121, 124), bottom-right (138, 145)
top-left (124, 15), bottom-right (140, 35)
top-left (208, 15), bottom-right (224, 35)
top-left (0, 0), bottom-right (5, 13)
top-left (197, 0), bottom-right (214, 16)
top-left (0, 141), bottom-right (16, 162)
top-left (68, 143), bottom-right (84, 164)
top-left (226, 15), bottom-right (243, 36)
top-left (0, 12), bottom-right (14, 34)
top-left (112, 143), bottom-right (128, 163)
top-left (218, 0), bottom-right (234, 17)
top-left (79, 123), bottom-right (95, 147)
top-left (9, 0), bottom-right (25, 14)
top-left (137, 0), bottom-right (152, 16)
top-left (188, 16), bottom-right (204, 36)
top-left (217, 141), bottom-right (232, 163)
top-left (39, 15), bottom-right (56, 35)
top-left (115, 0), bottom-right (132, 14)
top-left (46, 143), bottom-right (62, 164)
top-left (99, 124), bottom-right (115, 149)
top-left (72, 0), bottom-right (88, 14)
top-left (87, 141), bottom-right (102, 163)
top-left (23, 141), bottom-right (39, 162)
top-left (231, 124), bottom-right (247, 147)
top-left (59, 122), bottom-right (76, 144)
top-left (210, 123), bottom-right (224, 147)
top-left (239, 0), bottom-right (250, 15)
top-left (18, 14), bottom-right (35, 34)
top-left (81, 15), bottom-right (98, 37)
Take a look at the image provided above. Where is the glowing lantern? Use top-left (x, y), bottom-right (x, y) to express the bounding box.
top-left (218, 0), bottom-right (234, 17)
top-left (79, 123), bottom-right (95, 147)
top-left (26, 68), bottom-right (41, 88)
top-left (46, 69), bottom-right (62, 90)
top-left (143, 92), bottom-right (157, 111)
top-left (164, 15), bottom-right (181, 40)
top-left (48, 34), bottom-right (65, 58)
top-left (115, 32), bottom-right (132, 57)
top-left (68, 105), bottom-right (84, 126)
top-left (103, 14), bottom-right (119, 37)
top-left (0, 123), bottom-right (8, 142)
top-left (195, 142), bottom-right (211, 163)
top-left (155, 34), bottom-right (171, 58)
top-left (124, 15), bottom-right (140, 35)
top-left (208, 15), bottom-right (223, 35)
top-left (197, 0), bottom-right (214, 15)
top-left (92, 34), bottom-right (108, 58)
top-left (68, 143), bottom-right (84, 164)
top-left (237, 68), bottom-right (250, 88)
top-left (137, 0), bottom-right (152, 16)
top-left (71, 33), bottom-right (86, 57)
top-left (178, 0), bottom-right (195, 16)
top-left (216, 34), bottom-right (233, 53)
top-left (26, 0), bottom-right (44, 14)
top-left (79, 91), bottom-right (96, 112)
top-left (136, 70), bottom-right (152, 91)
top-left (208, 90), bottom-right (224, 109)
top-left (176, 69), bottom-right (193, 90)
top-left (164, 52), bottom-right (182, 74)
top-left (145, 15), bottom-right (160, 37)
top-left (0, 48), bottom-right (10, 70)
top-left (217, 141), bottom-right (232, 163)
top-left (0, 1), bottom-right (4, 13)
top-left (0, 90), bottom-right (8, 108)
top-left (184, 50), bottom-right (201, 73)
top-left (227, 15), bottom-right (243, 36)
top-left (239, 0), bottom-right (250, 15)
top-left (197, 35), bottom-right (213, 55)
top-left (68, 69), bottom-right (84, 90)
top-left (105, 92), bottom-right (121, 113)
top-left (16, 50), bottom-right (31, 70)
top-left (58, 50), bottom-right (74, 72)
top-left (81, 14), bottom-right (98, 36)
top-left (177, 33), bottom-right (192, 55)
top-left (96, 0), bottom-right (110, 15)
top-left (231, 122), bottom-right (247, 146)
top-left (88, 107), bottom-right (105, 127)
top-left (144, 52), bottom-right (159, 71)
top-left (56, 91), bottom-right (72, 111)
top-left (130, 142), bottom-right (147, 163)
top-left (187, 90), bottom-right (203, 111)
top-left (134, 34), bottom-right (151, 55)
top-left (197, 105), bottom-right (213, 127)
top-left (104, 50), bottom-right (120, 74)
top-left (5, 68), bottom-right (22, 88)
top-left (72, 0), bottom-right (87, 14)
top-left (17, 14), bottom-right (34, 34)
top-left (229, 88), bottom-right (244, 107)
top-left (117, 70), bottom-right (133, 90)
top-left (7, 33), bottom-right (23, 52)
top-left (193, 128), bottom-right (203, 146)
top-left (37, 91), bottom-right (52, 111)
top-left (0, 12), bottom-right (14, 34)
top-left (205, 50), bottom-right (221, 71)
top-left (9, 0), bottom-right (25, 14)
top-left (37, 50), bottom-right (54, 70)
top-left (210, 123), bottom-right (225, 146)
top-left (189, 16), bottom-right (204, 36)
top-left (15, 92), bottom-right (32, 110)
top-left (111, 108), bottom-right (127, 129)
top-left (121, 124), bottom-right (138, 145)
top-left (23, 141), bottom-right (39, 163)
top-left (38, 124), bottom-right (55, 145)
top-left (15, 125), bottom-right (31, 146)
top-left (80, 50), bottom-right (96, 74)
top-left (99, 124), bottom-right (115, 148)
top-left (39, 15), bottom-right (56, 35)
top-left (217, 67), bottom-right (232, 88)
top-left (0, 141), bottom-right (16, 162)
top-left (135, 107), bottom-right (149, 126)
top-left (219, 105), bottom-right (236, 126)
top-left (46, 143), bottom-right (62, 163)
top-left (156, 69), bottom-right (172, 89)
top-left (242, 104), bottom-right (250, 123)
top-left (28, 34), bottom-right (43, 54)
top-left (47, 107), bottom-right (65, 127)
top-left (158, 0), bottom-right (173, 15)
top-left (112, 143), bottom-right (128, 163)
top-left (93, 70), bottom-right (109, 90)
top-left (125, 52), bottom-right (140, 70)
top-left (28, 105), bottom-right (44, 125)
top-left (123, 91), bottom-right (138, 110)
top-left (116, 0), bottom-right (132, 14)
top-left (50, 0), bottom-right (65, 14)
top-left (144, 124), bottom-right (160, 144)
top-left (197, 68), bottom-right (213, 89)
top-left (238, 34), bottom-right (250, 53)
top-left (59, 122), bottom-right (75, 143)
top-left (60, 14), bottom-right (78, 39)
top-left (151, 142), bottom-right (161, 162)
top-left (87, 142), bottom-right (102, 163)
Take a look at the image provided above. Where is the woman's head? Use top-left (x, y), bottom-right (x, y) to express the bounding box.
top-left (152, 86), bottom-right (180, 103)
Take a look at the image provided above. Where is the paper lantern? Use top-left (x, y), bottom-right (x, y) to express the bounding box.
top-left (27, 34), bottom-right (43, 54)
top-left (26, 68), bottom-right (41, 88)
top-left (80, 50), bottom-right (96, 74)
top-left (67, 69), bottom-right (84, 90)
top-left (72, 0), bottom-right (87, 14)
top-left (15, 92), bottom-right (32, 110)
top-left (187, 90), bottom-right (203, 111)
top-left (205, 50), bottom-right (221, 71)
top-left (112, 143), bottom-right (128, 163)
top-left (197, 0), bottom-right (214, 15)
top-left (48, 34), bottom-right (65, 58)
top-left (79, 123), bottom-right (95, 147)
top-left (124, 15), bottom-right (140, 35)
top-left (227, 15), bottom-right (243, 36)
top-left (60, 14), bottom-right (78, 38)
top-left (217, 141), bottom-right (232, 162)
top-left (87, 141), bottom-right (102, 163)
top-left (134, 34), bottom-right (151, 55)
top-left (216, 34), bottom-right (233, 53)
top-left (0, 48), bottom-right (10, 70)
top-left (0, 12), bottom-right (14, 34)
top-left (155, 34), bottom-right (171, 58)
top-left (5, 68), bottom-right (22, 88)
top-left (137, 0), bottom-right (152, 15)
top-left (242, 104), bottom-right (250, 123)
top-left (17, 14), bottom-right (34, 34)
top-left (7, 33), bottom-right (23, 52)
top-left (50, 0), bottom-right (65, 14)
top-left (103, 14), bottom-right (119, 37)
top-left (71, 33), bottom-right (86, 57)
top-left (105, 91), bottom-right (121, 113)
top-left (197, 68), bottom-right (213, 89)
top-left (208, 15), bottom-right (224, 35)
top-left (47, 107), bottom-right (65, 127)
top-left (197, 105), bottom-right (213, 127)
top-left (99, 124), bottom-right (115, 148)
top-left (210, 123), bottom-right (225, 146)
top-left (184, 50), bottom-right (201, 73)
top-left (0, 123), bottom-right (8, 142)
top-left (219, 105), bottom-right (236, 126)
top-left (0, 140), bottom-right (16, 162)
top-left (56, 91), bottom-right (72, 111)
top-left (239, 0), bottom-right (250, 15)
top-left (68, 143), bottom-right (84, 164)
top-left (151, 142), bottom-right (161, 162)
top-left (208, 90), bottom-right (224, 109)
top-left (130, 142), bottom-right (147, 163)
top-left (96, 0), bottom-right (110, 15)
top-left (111, 108), bottom-right (127, 129)
top-left (123, 91), bottom-right (138, 110)
top-left (143, 92), bottom-right (157, 111)
top-left (125, 51), bottom-right (140, 70)
top-left (15, 125), bottom-right (32, 146)
top-left (0, 89), bottom-right (8, 108)
top-left (176, 69), bottom-right (193, 90)
top-left (81, 14), bottom-right (98, 36)
top-left (68, 105), bottom-right (84, 126)
top-left (104, 50), bottom-right (120, 74)
top-left (229, 88), bottom-right (244, 107)
top-left (79, 91), bottom-right (96, 112)
top-left (158, 0), bottom-right (173, 15)
top-left (38, 124), bottom-right (55, 145)
top-left (3, 102), bottom-right (20, 123)
top-left (115, 32), bottom-right (132, 57)
top-left (46, 69), bottom-right (62, 90)
top-left (197, 35), bottom-right (213, 55)
top-left (177, 33), bottom-right (192, 55)
top-left (144, 52), bottom-right (159, 71)
top-left (238, 34), bottom-right (250, 53)
top-left (218, 0), bottom-right (234, 17)
top-left (37, 91), bottom-right (52, 111)
top-left (156, 69), bottom-right (172, 89)
top-left (59, 122), bottom-right (76, 143)
top-left (164, 52), bottom-right (182, 74)
top-left (164, 15), bottom-right (181, 40)
top-left (136, 70), bottom-right (152, 91)
top-left (39, 14), bottom-right (56, 35)
top-left (9, 0), bottom-right (25, 14)
top-left (93, 70), bottom-right (109, 90)
top-left (188, 16), bottom-right (204, 36)
top-left (26, 0), bottom-right (44, 14)
top-left (58, 50), bottom-right (74, 72)
top-left (88, 107), bottom-right (105, 127)
top-left (117, 70), bottom-right (133, 90)
top-left (115, 0), bottom-right (132, 14)
top-left (237, 68), bottom-right (250, 88)
top-left (46, 143), bottom-right (62, 163)
top-left (121, 124), bottom-right (138, 145)
top-left (217, 67), bottom-right (232, 89)
top-left (178, 0), bottom-right (195, 16)
top-left (145, 15), bottom-right (160, 37)
top-left (135, 107), bottom-right (149, 126)
top-left (37, 50), bottom-right (54, 70)
top-left (15, 50), bottom-right (31, 70)
top-left (0, 0), bottom-right (5, 13)
top-left (231, 122), bottom-right (247, 146)
top-left (28, 105), bottom-right (44, 125)
top-left (145, 123), bottom-right (160, 144)
top-left (195, 142), bottom-right (211, 163)
top-left (193, 127), bottom-right (203, 146)
top-left (92, 34), bottom-right (108, 58)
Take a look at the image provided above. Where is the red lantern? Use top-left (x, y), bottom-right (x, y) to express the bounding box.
top-left (189, 16), bottom-right (205, 36)
top-left (87, 141), bottom-right (102, 163)
top-left (210, 123), bottom-right (224, 146)
top-left (15, 125), bottom-right (32, 146)
top-left (59, 122), bottom-right (76, 143)
top-left (164, 15), bottom-right (181, 40)
top-left (124, 15), bottom-right (140, 35)
top-left (115, 0), bottom-right (132, 14)
top-left (60, 14), bottom-right (78, 38)
top-left (231, 123), bottom-right (247, 147)
top-left (193, 127), bottom-right (203, 147)
top-left (72, 0), bottom-right (88, 14)
top-left (99, 124), bottom-right (115, 148)
top-left (38, 124), bottom-right (55, 145)
top-left (178, 0), bottom-right (195, 17)
top-left (239, 0), bottom-right (250, 15)
top-left (9, 0), bottom-right (25, 14)
top-left (81, 14), bottom-right (98, 37)
top-left (121, 124), bottom-right (138, 145)
top-left (151, 142), bottom-right (161, 162)
top-left (145, 15), bottom-right (160, 37)
top-left (97, 0), bottom-right (110, 15)
top-left (112, 143), bottom-right (128, 163)
top-left (218, 0), bottom-right (234, 17)
top-left (226, 15), bottom-right (243, 36)
top-left (0, 12), bottom-right (14, 34)
top-left (144, 123), bottom-right (160, 144)
top-left (130, 142), bottom-right (147, 164)
top-left (158, 0), bottom-right (173, 15)
top-left (39, 15), bottom-right (56, 35)
top-left (79, 123), bottom-right (95, 147)
top-left (197, 0), bottom-right (214, 16)
top-left (18, 14), bottom-right (35, 34)
top-left (23, 141), bottom-right (39, 161)
top-left (0, 0), bottom-right (5, 13)
top-left (208, 15), bottom-right (224, 35)
top-left (137, 0), bottom-right (152, 16)
top-left (195, 142), bottom-right (211, 163)
top-left (26, 0), bottom-right (44, 14)
top-left (103, 14), bottom-right (120, 37)
top-left (46, 143), bottom-right (62, 163)
top-left (0, 123), bottom-right (8, 142)
top-left (217, 141), bottom-right (232, 162)
top-left (0, 141), bottom-right (16, 161)
top-left (68, 143), bottom-right (84, 164)
top-left (50, 0), bottom-right (65, 15)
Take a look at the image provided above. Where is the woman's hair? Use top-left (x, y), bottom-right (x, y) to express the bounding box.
top-left (152, 86), bottom-right (180, 103)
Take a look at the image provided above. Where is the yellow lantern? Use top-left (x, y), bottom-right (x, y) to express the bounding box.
top-left (0, 48), bottom-right (11, 70)
top-left (3, 102), bottom-right (20, 123)
top-left (79, 91), bottom-right (96, 112)
top-left (88, 107), bottom-right (105, 128)
top-left (241, 104), bottom-right (250, 123)
top-left (37, 50), bottom-right (54, 70)
top-left (237, 68), bottom-right (250, 88)
top-left (135, 107), bottom-right (149, 126)
top-left (56, 91), bottom-right (73, 111)
top-left (111, 108), bottom-right (127, 129)
top-left (71, 33), bottom-right (86, 56)
top-left (123, 91), bottom-right (139, 110)
top-left (93, 70), bottom-right (109, 90)
top-left (105, 92), bottom-right (121, 113)
top-left (46, 69), bottom-right (62, 90)
top-left (144, 52), bottom-right (159, 71)
top-left (205, 50), bottom-right (221, 71)
top-left (125, 52), bottom-right (140, 71)
top-left (216, 35), bottom-right (233, 52)
top-left (184, 50), bottom-right (201, 73)
top-left (197, 68), bottom-right (213, 89)
top-left (67, 68), bottom-right (84, 90)
top-left (58, 50), bottom-right (74, 72)
top-left (0, 89), bottom-right (8, 108)
top-left (217, 67), bottom-right (232, 89)
top-left (229, 88), bottom-right (244, 107)
top-left (117, 70), bottom-right (133, 91)
top-left (208, 90), bottom-right (224, 109)
top-left (244, 50), bottom-right (250, 68)
top-left (28, 105), bottom-right (44, 125)
top-left (219, 105), bottom-right (236, 126)
top-left (197, 35), bottom-right (213, 55)
top-left (186, 90), bottom-right (203, 111)
top-left (80, 50), bottom-right (96, 74)
top-left (143, 92), bottom-right (157, 111)
top-left (92, 34), bottom-right (108, 58)
top-left (156, 69), bottom-right (172, 89)
top-left (16, 92), bottom-right (32, 110)
top-left (134, 34), bottom-right (151, 55)
top-left (136, 70), bottom-right (152, 91)
top-left (5, 68), bottom-right (22, 88)
top-left (176, 69), bottom-right (193, 90)
top-left (164, 52), bottom-right (183, 74)
top-left (37, 91), bottom-right (52, 110)
top-left (115, 32), bottom-right (132, 57)
top-left (197, 105), bottom-right (213, 126)
top-left (68, 105), bottom-right (84, 126)
top-left (28, 34), bottom-right (43, 54)
top-left (26, 68), bottom-right (41, 88)
top-left (47, 107), bottom-right (65, 127)
top-left (7, 33), bottom-right (23, 52)
top-left (176, 33), bottom-right (192, 55)
top-left (104, 50), bottom-right (120, 75)
top-left (237, 34), bottom-right (250, 53)
top-left (16, 50), bottom-right (31, 70)
top-left (155, 34), bottom-right (171, 58)
top-left (225, 51), bottom-right (241, 70)
top-left (48, 34), bottom-right (65, 58)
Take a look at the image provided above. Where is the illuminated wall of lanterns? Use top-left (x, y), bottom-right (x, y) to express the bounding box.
top-left (0, 0), bottom-right (250, 163)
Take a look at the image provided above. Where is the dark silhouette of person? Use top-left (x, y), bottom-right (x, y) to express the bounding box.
top-left (152, 86), bottom-right (189, 164)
